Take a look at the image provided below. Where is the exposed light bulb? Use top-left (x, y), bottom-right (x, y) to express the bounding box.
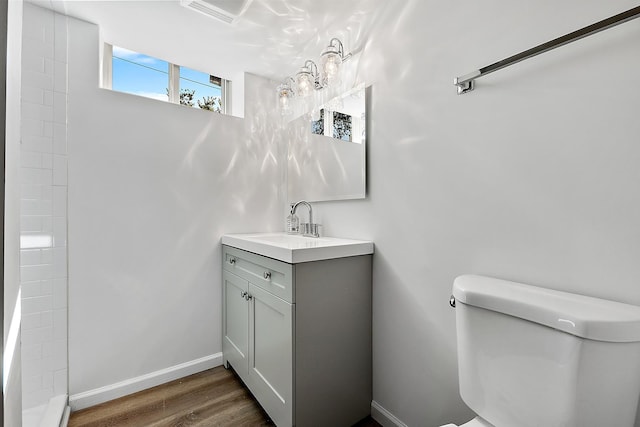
top-left (322, 52), bottom-right (342, 86)
top-left (277, 81), bottom-right (294, 115)
top-left (296, 72), bottom-right (313, 97)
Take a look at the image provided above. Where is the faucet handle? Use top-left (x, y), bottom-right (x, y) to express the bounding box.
top-left (308, 223), bottom-right (320, 238)
top-left (299, 222), bottom-right (321, 238)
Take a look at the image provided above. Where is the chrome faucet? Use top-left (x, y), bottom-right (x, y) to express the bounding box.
top-left (292, 200), bottom-right (320, 237)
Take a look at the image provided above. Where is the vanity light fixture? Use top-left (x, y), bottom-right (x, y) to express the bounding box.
top-left (295, 60), bottom-right (320, 98)
top-left (320, 38), bottom-right (352, 87)
top-left (277, 77), bottom-right (295, 115)
top-left (277, 37), bottom-right (352, 111)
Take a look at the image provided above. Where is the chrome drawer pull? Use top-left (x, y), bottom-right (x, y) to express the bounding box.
top-left (229, 257), bottom-right (236, 265)
top-left (263, 271), bottom-right (271, 280)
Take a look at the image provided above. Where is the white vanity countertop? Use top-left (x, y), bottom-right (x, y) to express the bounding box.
top-left (221, 232), bottom-right (374, 263)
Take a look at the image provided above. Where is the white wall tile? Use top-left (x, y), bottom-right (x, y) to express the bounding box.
top-left (21, 3), bottom-right (69, 410)
top-left (22, 281), bottom-right (42, 298)
top-left (22, 374), bottom-right (42, 394)
top-left (40, 279), bottom-right (53, 296)
top-left (23, 69), bottom-right (54, 90)
top-left (22, 313), bottom-right (42, 331)
top-left (53, 217), bottom-right (67, 247)
top-left (21, 264), bottom-right (53, 283)
top-left (54, 61), bottom-right (67, 93)
top-left (53, 278), bottom-right (67, 309)
top-left (41, 310), bottom-right (54, 328)
top-left (52, 340), bottom-right (67, 371)
top-left (52, 186), bottom-right (67, 217)
top-left (41, 248), bottom-right (53, 264)
top-left (20, 217), bottom-right (42, 233)
top-left (22, 102), bottom-right (53, 122)
top-left (20, 151), bottom-right (42, 168)
top-left (54, 14), bottom-right (68, 63)
top-left (42, 216), bottom-right (53, 233)
top-left (44, 89), bottom-right (54, 106)
top-left (42, 371), bottom-right (54, 390)
top-left (53, 92), bottom-right (66, 123)
top-left (41, 153), bottom-right (53, 170)
top-left (20, 199), bottom-right (52, 216)
top-left (20, 249), bottom-right (42, 266)
top-left (22, 85), bottom-right (45, 104)
top-left (54, 369), bottom-right (68, 395)
top-left (43, 121), bottom-right (53, 138)
top-left (52, 123), bottom-right (67, 154)
top-left (22, 35), bottom-right (53, 60)
top-left (21, 167), bottom-right (49, 185)
top-left (52, 248), bottom-right (67, 279)
top-left (53, 309), bottom-right (66, 340)
top-left (21, 327), bottom-right (54, 346)
top-left (23, 53), bottom-right (45, 74)
top-left (44, 57), bottom-right (54, 77)
top-left (20, 184), bottom-right (43, 200)
top-left (22, 344), bottom-right (43, 362)
top-left (22, 117), bottom-right (45, 137)
top-left (22, 23), bottom-right (45, 43)
top-left (41, 186), bottom-right (53, 202)
top-left (22, 134), bottom-right (53, 154)
top-left (53, 155), bottom-right (67, 185)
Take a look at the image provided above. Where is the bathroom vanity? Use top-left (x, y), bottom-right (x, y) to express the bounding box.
top-left (221, 233), bottom-right (373, 427)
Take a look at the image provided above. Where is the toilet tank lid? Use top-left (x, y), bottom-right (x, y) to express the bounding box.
top-left (453, 275), bottom-right (640, 342)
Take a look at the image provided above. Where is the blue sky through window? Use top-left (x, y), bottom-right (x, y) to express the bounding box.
top-left (179, 66), bottom-right (222, 108)
top-left (112, 46), bottom-right (222, 109)
top-left (112, 47), bottom-right (169, 101)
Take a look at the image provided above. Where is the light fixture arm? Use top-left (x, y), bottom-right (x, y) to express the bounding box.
top-left (327, 38), bottom-right (352, 62)
top-left (303, 60), bottom-right (322, 88)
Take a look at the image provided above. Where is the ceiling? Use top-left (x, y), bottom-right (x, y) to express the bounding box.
top-left (27, 0), bottom-right (398, 82)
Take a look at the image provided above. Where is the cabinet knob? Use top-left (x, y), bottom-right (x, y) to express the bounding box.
top-left (246, 294), bottom-right (253, 301)
top-left (240, 291), bottom-right (247, 298)
top-left (229, 257), bottom-right (236, 265)
top-left (263, 271), bottom-right (271, 280)
top-left (449, 295), bottom-right (456, 308)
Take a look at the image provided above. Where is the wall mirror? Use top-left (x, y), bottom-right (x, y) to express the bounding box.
top-left (287, 83), bottom-right (367, 202)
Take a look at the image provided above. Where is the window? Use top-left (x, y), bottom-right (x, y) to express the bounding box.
top-left (105, 44), bottom-right (230, 114)
top-left (311, 108), bottom-right (359, 143)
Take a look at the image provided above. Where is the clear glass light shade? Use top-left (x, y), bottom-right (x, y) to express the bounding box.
top-left (321, 48), bottom-right (342, 86)
top-left (296, 70), bottom-right (314, 97)
top-left (277, 83), bottom-right (293, 115)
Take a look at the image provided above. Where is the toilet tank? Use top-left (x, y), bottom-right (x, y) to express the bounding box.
top-left (453, 275), bottom-right (640, 427)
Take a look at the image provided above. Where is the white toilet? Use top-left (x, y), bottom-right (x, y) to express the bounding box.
top-left (442, 275), bottom-right (640, 427)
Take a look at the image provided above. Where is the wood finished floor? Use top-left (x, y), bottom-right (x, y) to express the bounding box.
top-left (68, 366), bottom-right (382, 427)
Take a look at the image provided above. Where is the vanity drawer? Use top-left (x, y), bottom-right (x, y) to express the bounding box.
top-left (223, 245), bottom-right (294, 303)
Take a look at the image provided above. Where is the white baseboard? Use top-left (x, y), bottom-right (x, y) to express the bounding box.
top-left (69, 353), bottom-right (223, 411)
top-left (371, 400), bottom-right (408, 427)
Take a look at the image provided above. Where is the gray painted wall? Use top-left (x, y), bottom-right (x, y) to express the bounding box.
top-left (66, 17), bottom-right (284, 397)
top-left (308, 1), bottom-right (640, 425)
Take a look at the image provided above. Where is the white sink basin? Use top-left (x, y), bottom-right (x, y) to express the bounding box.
top-left (221, 232), bottom-right (374, 263)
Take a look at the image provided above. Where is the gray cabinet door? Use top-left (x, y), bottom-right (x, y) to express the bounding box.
top-left (248, 283), bottom-right (293, 427)
top-left (222, 270), bottom-right (249, 378)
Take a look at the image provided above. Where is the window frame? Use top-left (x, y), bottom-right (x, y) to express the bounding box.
top-left (102, 43), bottom-right (231, 114)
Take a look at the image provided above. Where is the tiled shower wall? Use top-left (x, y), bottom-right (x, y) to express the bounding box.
top-left (19, 3), bottom-right (68, 410)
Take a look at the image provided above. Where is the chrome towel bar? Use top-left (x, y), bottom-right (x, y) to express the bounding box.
top-left (454, 5), bottom-right (640, 94)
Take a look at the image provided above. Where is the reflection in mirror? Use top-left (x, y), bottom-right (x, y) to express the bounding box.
top-left (310, 85), bottom-right (365, 143)
top-left (287, 84), bottom-right (367, 202)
